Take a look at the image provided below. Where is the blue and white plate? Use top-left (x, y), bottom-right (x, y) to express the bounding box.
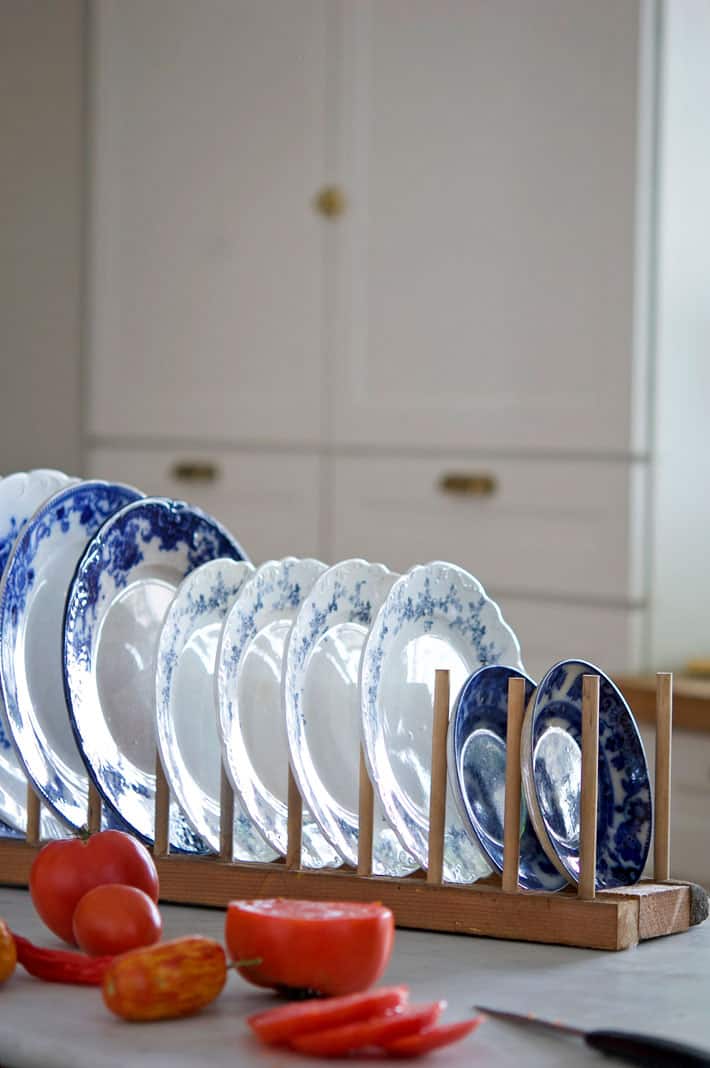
top-left (0, 480), bottom-right (141, 832)
top-left (155, 557), bottom-right (276, 859)
top-left (64, 497), bottom-right (248, 848)
top-left (360, 561), bottom-right (523, 883)
top-left (285, 559), bottom-right (416, 875)
top-left (521, 658), bottom-right (652, 890)
top-left (217, 557), bottom-right (341, 868)
top-left (449, 665), bottom-right (567, 892)
top-left (0, 469), bottom-right (76, 836)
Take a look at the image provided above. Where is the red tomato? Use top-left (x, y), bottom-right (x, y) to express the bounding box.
top-left (72, 884), bottom-right (162, 957)
top-left (30, 831), bottom-right (159, 944)
top-left (248, 986), bottom-right (410, 1045)
top-left (289, 1001), bottom-right (445, 1056)
top-left (383, 1017), bottom-right (484, 1057)
top-left (226, 899), bottom-right (394, 997)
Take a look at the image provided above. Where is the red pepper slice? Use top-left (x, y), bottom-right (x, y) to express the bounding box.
top-left (13, 933), bottom-right (113, 985)
top-left (248, 986), bottom-right (410, 1046)
top-left (383, 1017), bottom-right (484, 1057)
top-left (289, 1001), bottom-right (445, 1056)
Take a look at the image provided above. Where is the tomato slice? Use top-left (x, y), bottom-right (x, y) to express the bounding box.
top-left (226, 899), bottom-right (394, 997)
top-left (383, 1017), bottom-right (484, 1057)
top-left (289, 1001), bottom-right (445, 1056)
top-left (248, 986), bottom-right (410, 1046)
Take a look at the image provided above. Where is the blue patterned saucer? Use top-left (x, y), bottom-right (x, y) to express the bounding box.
top-left (285, 559), bottom-right (417, 876)
top-left (0, 479), bottom-right (142, 832)
top-left (155, 557), bottom-right (276, 860)
top-left (360, 561), bottom-right (523, 883)
top-left (521, 659), bottom-right (652, 890)
top-left (449, 665), bottom-right (567, 892)
top-left (63, 497), bottom-right (248, 849)
top-left (217, 557), bottom-right (341, 868)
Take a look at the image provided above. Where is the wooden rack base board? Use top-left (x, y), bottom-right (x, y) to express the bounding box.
top-left (0, 671), bottom-right (707, 952)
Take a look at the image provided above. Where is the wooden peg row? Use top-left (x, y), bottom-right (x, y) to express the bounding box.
top-left (219, 765), bottom-right (235, 862)
top-left (577, 674), bottom-right (600, 900)
top-left (357, 747), bottom-right (375, 877)
top-left (154, 750), bottom-right (170, 856)
top-left (427, 669), bottom-right (450, 884)
top-left (286, 764), bottom-right (303, 870)
top-left (654, 672), bottom-right (672, 881)
top-left (26, 784), bottom-right (41, 846)
top-left (502, 676), bottom-right (526, 893)
top-left (87, 780), bottom-right (102, 835)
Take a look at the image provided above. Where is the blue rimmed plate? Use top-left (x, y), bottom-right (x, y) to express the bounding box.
top-left (155, 557), bottom-right (276, 860)
top-left (360, 561), bottom-right (523, 883)
top-left (0, 479), bottom-right (142, 832)
top-left (63, 497), bottom-right (248, 848)
top-left (449, 665), bottom-right (567, 892)
top-left (285, 559), bottom-right (416, 876)
top-left (217, 557), bottom-right (341, 868)
top-left (521, 658), bottom-right (652, 889)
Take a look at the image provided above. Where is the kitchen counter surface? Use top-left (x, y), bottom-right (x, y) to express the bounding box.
top-left (0, 886), bottom-right (709, 1067)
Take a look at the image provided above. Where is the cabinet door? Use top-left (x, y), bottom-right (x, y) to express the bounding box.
top-left (332, 0), bottom-right (648, 454)
top-left (88, 0), bottom-right (326, 445)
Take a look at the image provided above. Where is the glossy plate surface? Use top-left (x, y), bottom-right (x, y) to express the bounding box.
top-left (521, 658), bottom-right (652, 889)
top-left (64, 497), bottom-right (247, 847)
top-left (0, 480), bottom-right (141, 832)
top-left (155, 557), bottom-right (276, 859)
top-left (360, 561), bottom-right (523, 882)
top-left (0, 469), bottom-right (76, 836)
top-left (217, 557), bottom-right (341, 867)
top-left (285, 559), bottom-right (416, 874)
top-left (449, 665), bottom-right (567, 891)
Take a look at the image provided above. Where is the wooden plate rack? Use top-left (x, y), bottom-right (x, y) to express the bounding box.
top-left (0, 670), bottom-right (706, 951)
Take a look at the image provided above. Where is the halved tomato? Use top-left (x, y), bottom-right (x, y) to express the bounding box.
top-left (248, 986), bottom-right (409, 1045)
top-left (226, 899), bottom-right (394, 996)
top-left (383, 1017), bottom-right (484, 1057)
top-left (289, 1001), bottom-right (445, 1056)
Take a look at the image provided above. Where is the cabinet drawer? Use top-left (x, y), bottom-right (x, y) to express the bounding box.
top-left (330, 456), bottom-right (646, 602)
top-left (86, 446), bottom-right (321, 564)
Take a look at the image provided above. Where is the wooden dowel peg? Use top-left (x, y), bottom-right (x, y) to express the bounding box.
top-left (87, 781), bottom-right (102, 835)
top-left (286, 764), bottom-right (303, 870)
top-left (578, 674), bottom-right (600, 900)
top-left (26, 784), bottom-right (41, 846)
top-left (219, 765), bottom-right (235, 862)
top-left (357, 747), bottom-right (374, 877)
top-left (427, 669), bottom-right (450, 884)
top-left (654, 672), bottom-right (673, 881)
top-left (502, 677), bottom-right (526, 893)
top-left (154, 751), bottom-right (170, 856)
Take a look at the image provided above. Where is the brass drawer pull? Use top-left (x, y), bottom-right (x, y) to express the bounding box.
top-left (314, 185), bottom-right (347, 219)
top-left (171, 460), bottom-right (220, 484)
top-left (439, 472), bottom-right (497, 498)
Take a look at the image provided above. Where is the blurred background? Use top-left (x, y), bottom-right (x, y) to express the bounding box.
top-left (1, 0), bottom-right (708, 686)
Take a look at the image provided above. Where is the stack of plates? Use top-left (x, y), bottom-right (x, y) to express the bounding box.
top-left (0, 469), bottom-right (652, 890)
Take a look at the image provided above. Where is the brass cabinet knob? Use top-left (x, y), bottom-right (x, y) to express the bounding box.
top-left (315, 185), bottom-right (346, 219)
top-left (438, 472), bottom-right (498, 498)
top-left (171, 460), bottom-right (220, 483)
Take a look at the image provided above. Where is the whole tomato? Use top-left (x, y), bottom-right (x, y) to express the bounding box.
top-left (0, 919), bottom-right (17, 983)
top-left (72, 884), bottom-right (162, 957)
top-left (225, 899), bottom-right (394, 996)
top-left (30, 830), bottom-right (159, 945)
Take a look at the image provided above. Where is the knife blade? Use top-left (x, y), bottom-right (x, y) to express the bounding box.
top-left (474, 1005), bottom-right (710, 1066)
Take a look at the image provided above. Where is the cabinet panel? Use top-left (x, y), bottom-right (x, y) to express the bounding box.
top-left (88, 0), bottom-right (326, 444)
top-left (330, 455), bottom-right (645, 603)
top-left (86, 446), bottom-right (322, 564)
top-left (332, 0), bottom-right (645, 453)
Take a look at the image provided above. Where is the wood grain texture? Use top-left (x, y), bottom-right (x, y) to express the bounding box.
top-left (87, 782), bottom-right (102, 835)
top-left (25, 788), bottom-right (40, 847)
top-left (219, 766), bottom-right (234, 862)
top-left (654, 672), bottom-right (672, 881)
top-left (153, 752), bottom-right (170, 856)
top-left (286, 766), bottom-right (303, 870)
top-left (427, 670), bottom-right (449, 884)
top-left (357, 747), bottom-right (374, 877)
top-left (608, 883), bottom-right (690, 940)
top-left (502, 677), bottom-right (525, 893)
top-left (578, 674), bottom-right (600, 900)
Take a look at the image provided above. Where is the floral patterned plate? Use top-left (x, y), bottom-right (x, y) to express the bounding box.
top-left (0, 480), bottom-right (141, 832)
top-left (217, 557), bottom-right (341, 868)
top-left (360, 561), bottom-right (523, 883)
top-left (63, 497), bottom-right (247, 847)
top-left (284, 559), bottom-right (416, 875)
top-left (520, 658), bottom-right (652, 890)
top-left (155, 557), bottom-right (277, 860)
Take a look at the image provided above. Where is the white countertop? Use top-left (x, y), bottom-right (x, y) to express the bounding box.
top-left (0, 886), bottom-right (709, 1067)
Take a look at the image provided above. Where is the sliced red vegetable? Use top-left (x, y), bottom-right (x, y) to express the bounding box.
top-left (289, 1001), bottom-right (445, 1056)
top-left (383, 1017), bottom-right (484, 1057)
top-left (248, 986), bottom-right (410, 1046)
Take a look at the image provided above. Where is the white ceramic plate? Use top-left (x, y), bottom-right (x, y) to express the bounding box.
top-left (217, 557), bottom-right (341, 867)
top-left (284, 559), bottom-right (416, 875)
top-left (63, 497), bottom-right (248, 848)
top-left (0, 479), bottom-right (141, 832)
top-left (155, 557), bottom-right (276, 859)
top-left (360, 561), bottom-right (523, 882)
top-left (0, 469), bottom-right (76, 836)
